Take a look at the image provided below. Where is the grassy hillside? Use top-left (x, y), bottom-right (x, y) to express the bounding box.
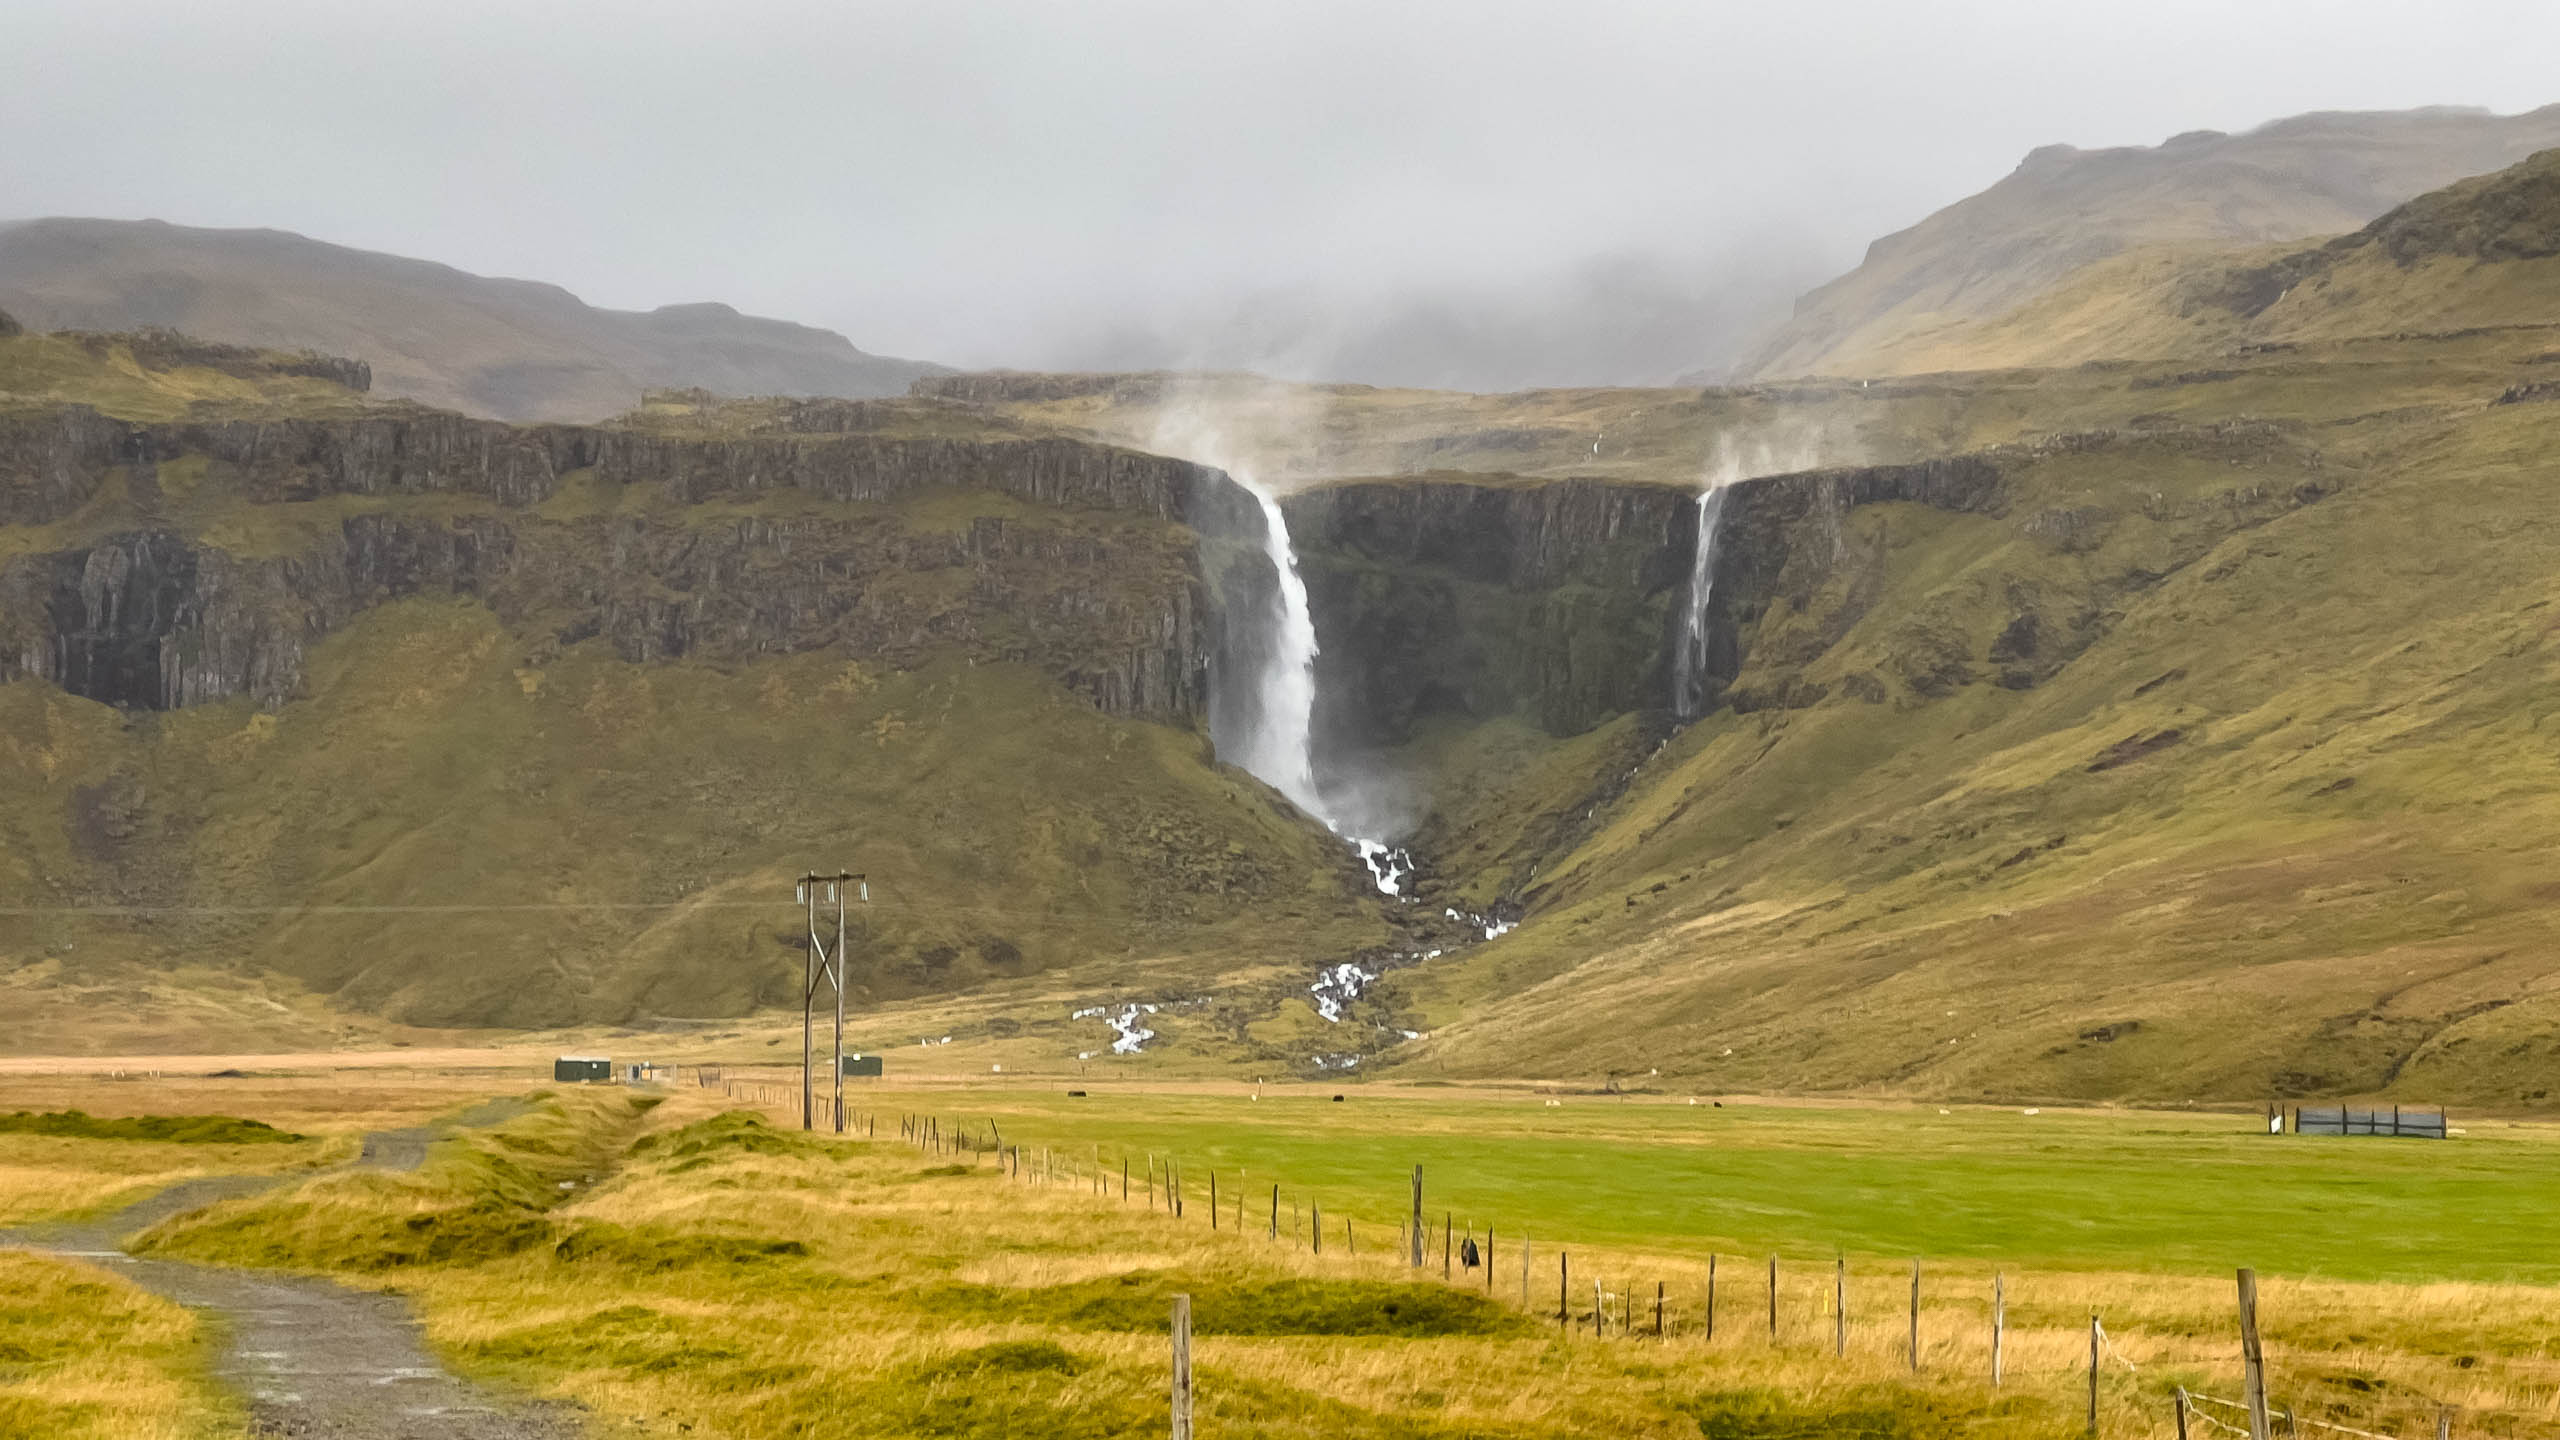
top-left (1867, 148), bottom-right (2560, 375)
top-left (0, 600), bottom-right (1382, 1042)
top-left (0, 219), bottom-right (944, 421)
top-left (1736, 104), bottom-right (2560, 381)
top-left (0, 321), bottom-right (378, 423)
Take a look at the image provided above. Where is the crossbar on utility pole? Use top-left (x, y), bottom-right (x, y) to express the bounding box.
top-left (797, 870), bottom-right (864, 1132)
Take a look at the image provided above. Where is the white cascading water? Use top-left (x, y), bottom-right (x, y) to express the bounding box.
top-left (1670, 483), bottom-right (1730, 721)
top-left (1233, 479), bottom-right (1329, 817)
top-left (1233, 477), bottom-right (1414, 897)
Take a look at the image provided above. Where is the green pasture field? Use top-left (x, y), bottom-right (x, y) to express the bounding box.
top-left (913, 1087), bottom-right (2560, 1285)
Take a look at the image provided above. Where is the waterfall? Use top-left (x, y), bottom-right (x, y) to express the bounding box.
top-left (1671, 483), bottom-right (1729, 721)
top-left (1228, 478), bottom-right (1414, 897)
top-left (1232, 479), bottom-right (1328, 817)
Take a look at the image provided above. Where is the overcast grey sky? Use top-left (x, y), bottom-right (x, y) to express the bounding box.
top-left (7, 0), bottom-right (2558, 379)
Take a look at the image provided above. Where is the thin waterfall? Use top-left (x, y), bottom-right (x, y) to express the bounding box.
top-left (1671, 484), bottom-right (1729, 721)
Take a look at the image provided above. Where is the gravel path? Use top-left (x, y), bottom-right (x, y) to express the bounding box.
top-left (2, 1117), bottom-right (586, 1439)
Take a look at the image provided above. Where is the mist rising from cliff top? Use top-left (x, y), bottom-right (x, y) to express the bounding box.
top-left (1672, 426), bottom-right (1843, 720)
top-left (1156, 383), bottom-right (1421, 845)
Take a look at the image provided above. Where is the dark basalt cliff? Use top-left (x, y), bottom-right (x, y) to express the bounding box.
top-left (0, 405), bottom-right (1267, 719)
top-left (1282, 476), bottom-right (1698, 747)
top-left (1280, 457), bottom-right (2012, 747)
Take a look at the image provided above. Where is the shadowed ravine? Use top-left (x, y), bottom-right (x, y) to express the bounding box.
top-left (0, 1116), bottom-right (577, 1439)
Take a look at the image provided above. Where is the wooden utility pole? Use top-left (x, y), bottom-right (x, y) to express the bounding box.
top-left (1170, 1294), bottom-right (1194, 1440)
top-left (2238, 1269), bottom-right (2271, 1440)
top-left (795, 871), bottom-right (862, 1133)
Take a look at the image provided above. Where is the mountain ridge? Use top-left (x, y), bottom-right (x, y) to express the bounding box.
top-left (1737, 103), bottom-right (2560, 381)
top-left (0, 217), bottom-right (946, 423)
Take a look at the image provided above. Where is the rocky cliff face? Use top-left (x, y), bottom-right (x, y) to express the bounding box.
top-left (1281, 429), bottom-right (2311, 748)
top-left (1282, 476), bottom-right (1698, 748)
top-left (0, 405), bottom-right (1265, 720)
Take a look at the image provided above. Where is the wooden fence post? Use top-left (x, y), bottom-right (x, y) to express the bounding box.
top-left (1768, 1255), bottom-right (1779, 1340)
top-left (1909, 1259), bottom-right (1920, 1372)
top-left (1522, 1236), bottom-right (1531, 1308)
top-left (1656, 1281), bottom-right (1666, 1339)
top-left (1834, 1256), bottom-right (1846, 1358)
top-left (1443, 1212), bottom-right (1452, 1280)
top-left (1170, 1294), bottom-right (1193, 1440)
top-left (2175, 1388), bottom-right (2191, 1440)
top-left (1594, 1278), bottom-right (1606, 1338)
top-left (2238, 1269), bottom-right (2271, 1440)
top-left (1559, 1250), bottom-right (1569, 1331)
top-left (2087, 1313), bottom-right (2100, 1437)
top-left (1413, 1168), bottom-right (1433, 1265)
top-left (1707, 1254), bottom-right (1717, 1341)
top-left (1210, 1171), bottom-right (1218, 1231)
top-left (1992, 1271), bottom-right (2005, 1387)
top-left (1312, 1201), bottom-right (1321, 1255)
top-left (1269, 1184), bottom-right (1278, 1240)
top-left (2435, 1406), bottom-right (2453, 1440)
top-left (1485, 1225), bottom-right (1495, 1292)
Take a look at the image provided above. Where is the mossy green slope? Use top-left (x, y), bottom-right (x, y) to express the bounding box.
top-left (1388, 388), bottom-right (2560, 1107)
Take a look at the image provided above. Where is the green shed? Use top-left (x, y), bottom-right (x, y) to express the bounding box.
top-left (554, 1055), bottom-right (613, 1083)
top-left (840, 1053), bottom-right (884, 1078)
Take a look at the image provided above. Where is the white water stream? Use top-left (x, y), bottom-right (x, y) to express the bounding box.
top-left (1670, 483), bottom-right (1730, 721)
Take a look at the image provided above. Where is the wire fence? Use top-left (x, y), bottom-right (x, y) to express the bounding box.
top-left (688, 1079), bottom-right (2539, 1439)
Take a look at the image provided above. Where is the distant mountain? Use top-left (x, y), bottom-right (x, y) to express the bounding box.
top-left (1737, 104), bottom-right (2560, 380)
top-left (0, 218), bottom-right (945, 422)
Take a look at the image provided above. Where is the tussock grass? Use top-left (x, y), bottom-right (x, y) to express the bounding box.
top-left (0, 1110), bottom-right (301, 1144)
top-left (80, 1082), bottom-right (2559, 1438)
top-left (0, 1251), bottom-right (233, 1440)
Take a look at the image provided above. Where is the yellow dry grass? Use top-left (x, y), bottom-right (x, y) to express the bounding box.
top-left (124, 1081), bottom-right (2555, 1439)
top-left (0, 1250), bottom-right (231, 1440)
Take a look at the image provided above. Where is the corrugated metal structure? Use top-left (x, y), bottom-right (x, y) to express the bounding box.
top-left (554, 1055), bottom-right (613, 1083)
top-left (840, 1053), bottom-right (884, 1078)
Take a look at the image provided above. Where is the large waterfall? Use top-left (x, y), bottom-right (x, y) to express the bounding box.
top-left (1670, 483), bottom-right (1729, 721)
top-left (1227, 475), bottom-right (1413, 896)
top-left (1231, 478), bottom-right (1328, 817)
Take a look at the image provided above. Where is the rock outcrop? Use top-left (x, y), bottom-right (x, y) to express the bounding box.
top-left (0, 406), bottom-right (1265, 720)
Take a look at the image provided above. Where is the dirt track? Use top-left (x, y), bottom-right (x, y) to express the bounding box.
top-left (2, 1119), bottom-right (581, 1438)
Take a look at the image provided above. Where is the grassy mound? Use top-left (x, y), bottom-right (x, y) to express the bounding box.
top-left (925, 1269), bottom-right (1532, 1338)
top-left (0, 1109), bottom-right (304, 1144)
top-left (132, 1091), bottom-right (644, 1272)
